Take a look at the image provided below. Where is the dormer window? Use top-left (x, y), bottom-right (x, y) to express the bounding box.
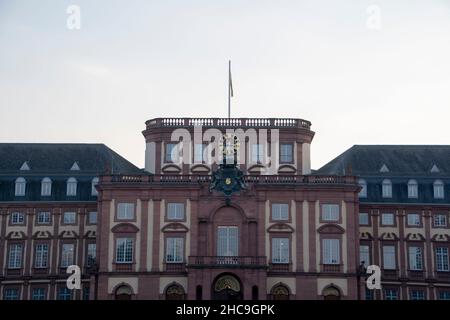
top-left (431, 164), bottom-right (440, 173)
top-left (382, 179), bottom-right (392, 198)
top-left (41, 177), bottom-right (52, 196)
top-left (70, 162), bottom-right (80, 171)
top-left (358, 179), bottom-right (367, 198)
top-left (15, 177), bottom-right (26, 196)
top-left (380, 164), bottom-right (389, 173)
top-left (407, 179), bottom-right (418, 199)
top-left (434, 180), bottom-right (444, 199)
top-left (20, 161), bottom-right (30, 170)
top-left (66, 177), bottom-right (77, 196)
top-left (91, 177), bottom-right (99, 196)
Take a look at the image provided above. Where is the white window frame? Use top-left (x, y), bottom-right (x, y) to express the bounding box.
top-left (8, 244), bottom-right (23, 269)
top-left (251, 144), bottom-right (265, 163)
top-left (116, 238), bottom-right (133, 263)
top-left (360, 245), bottom-right (370, 265)
top-left (407, 213), bottom-right (421, 227)
top-left (63, 212), bottom-right (76, 224)
top-left (321, 204), bottom-right (340, 222)
top-left (167, 203), bottom-right (185, 220)
top-left (383, 245), bottom-right (396, 270)
top-left (66, 177), bottom-right (77, 196)
top-left (280, 143), bottom-right (293, 163)
top-left (436, 247), bottom-right (449, 272)
top-left (408, 246), bottom-right (423, 271)
top-left (359, 213), bottom-right (369, 226)
top-left (31, 288), bottom-right (46, 300)
top-left (60, 244), bottom-right (75, 267)
top-left (166, 237), bottom-right (184, 263)
top-left (37, 212), bottom-right (51, 225)
top-left (41, 177), bottom-right (52, 196)
top-left (194, 143), bottom-right (207, 163)
top-left (382, 179), bottom-right (392, 198)
top-left (384, 289), bottom-right (398, 300)
top-left (358, 179), bottom-right (367, 198)
top-left (434, 180), bottom-right (445, 199)
top-left (381, 213), bottom-right (395, 226)
top-left (34, 243), bottom-right (49, 268)
top-left (407, 179), bottom-right (418, 198)
top-left (322, 239), bottom-right (340, 265)
top-left (15, 177), bottom-right (26, 196)
top-left (91, 177), bottom-right (99, 196)
top-left (434, 214), bottom-right (447, 227)
top-left (272, 238), bottom-right (289, 264)
top-left (87, 243), bottom-right (96, 267)
top-left (88, 211), bottom-right (97, 224)
top-left (4, 288), bottom-right (19, 300)
top-left (217, 226), bottom-right (238, 257)
top-left (165, 143), bottom-right (180, 163)
top-left (410, 290), bottom-right (425, 300)
top-left (11, 212), bottom-right (25, 225)
top-left (272, 203), bottom-right (289, 221)
top-left (117, 203), bottom-right (135, 220)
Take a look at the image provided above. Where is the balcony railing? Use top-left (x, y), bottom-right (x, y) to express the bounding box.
top-left (164, 263), bottom-right (186, 272)
top-left (382, 269), bottom-right (398, 279)
top-left (321, 264), bottom-right (342, 273)
top-left (269, 263), bottom-right (291, 272)
top-left (145, 118), bottom-right (311, 130)
top-left (188, 256), bottom-right (267, 269)
top-left (107, 174), bottom-right (357, 185)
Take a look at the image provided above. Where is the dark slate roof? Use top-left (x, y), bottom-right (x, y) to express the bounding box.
top-left (0, 143), bottom-right (142, 202)
top-left (0, 143), bottom-right (142, 175)
top-left (317, 145), bottom-right (450, 204)
top-left (317, 145), bottom-right (450, 176)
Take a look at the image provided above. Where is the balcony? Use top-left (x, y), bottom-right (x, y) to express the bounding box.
top-left (106, 174), bottom-right (357, 185)
top-left (145, 118), bottom-right (311, 130)
top-left (188, 256), bottom-right (267, 269)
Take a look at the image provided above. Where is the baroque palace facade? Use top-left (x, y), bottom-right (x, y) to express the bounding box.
top-left (0, 118), bottom-right (449, 300)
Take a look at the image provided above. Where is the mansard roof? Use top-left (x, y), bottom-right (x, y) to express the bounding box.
top-left (0, 143), bottom-right (142, 175)
top-left (317, 145), bottom-right (450, 176)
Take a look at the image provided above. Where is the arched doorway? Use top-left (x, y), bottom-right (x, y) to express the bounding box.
top-left (115, 285), bottom-right (132, 300)
top-left (271, 284), bottom-right (290, 300)
top-left (165, 283), bottom-right (185, 300)
top-left (212, 274), bottom-right (243, 300)
top-left (323, 286), bottom-right (341, 300)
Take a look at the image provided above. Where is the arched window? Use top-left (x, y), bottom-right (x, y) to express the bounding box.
top-left (271, 284), bottom-right (290, 300)
top-left (115, 285), bottom-right (132, 300)
top-left (66, 177), bottom-right (77, 196)
top-left (91, 177), bottom-right (99, 196)
top-left (407, 179), bottom-right (418, 198)
top-left (382, 179), bottom-right (392, 198)
top-left (323, 285), bottom-right (341, 300)
top-left (434, 180), bottom-right (444, 199)
top-left (165, 283), bottom-right (185, 300)
top-left (41, 177), bottom-right (52, 196)
top-left (358, 179), bottom-right (367, 198)
top-left (15, 177), bottom-right (26, 196)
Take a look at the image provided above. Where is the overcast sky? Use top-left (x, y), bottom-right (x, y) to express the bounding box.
top-left (1, 0), bottom-right (449, 170)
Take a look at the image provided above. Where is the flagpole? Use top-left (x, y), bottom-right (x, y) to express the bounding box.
top-left (228, 60), bottom-right (231, 119)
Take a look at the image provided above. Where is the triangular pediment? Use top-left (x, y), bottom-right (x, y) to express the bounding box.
top-left (20, 161), bottom-right (30, 170)
top-left (379, 164), bottom-right (389, 173)
top-left (70, 161), bottom-right (80, 171)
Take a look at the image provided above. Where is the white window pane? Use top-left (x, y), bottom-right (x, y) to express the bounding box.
top-left (117, 203), bottom-right (134, 220)
top-left (408, 247), bottom-right (422, 270)
top-left (383, 246), bottom-right (396, 269)
top-left (359, 213), bottom-right (369, 225)
top-left (322, 204), bottom-right (339, 221)
top-left (360, 245), bottom-right (370, 265)
top-left (323, 239), bottom-right (340, 264)
top-left (272, 203), bottom-right (289, 221)
top-left (167, 203), bottom-right (184, 220)
top-left (382, 213), bottom-right (394, 225)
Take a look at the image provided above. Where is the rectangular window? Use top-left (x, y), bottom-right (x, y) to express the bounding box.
top-left (434, 184), bottom-right (444, 199)
top-left (381, 213), bottom-right (394, 226)
top-left (116, 238), bottom-right (133, 263)
top-left (322, 204), bottom-right (340, 221)
top-left (63, 212), bottom-right (76, 224)
top-left (272, 203), bottom-right (289, 221)
top-left (8, 244), bottom-right (23, 269)
top-left (217, 226), bottom-right (238, 257)
top-left (382, 183), bottom-right (392, 198)
top-left (166, 237), bottom-right (184, 263)
top-left (3, 288), bottom-right (19, 300)
top-left (31, 288), bottom-right (46, 300)
top-left (11, 212), bottom-right (24, 225)
top-left (408, 246), bottom-right (423, 270)
top-left (83, 287), bottom-right (90, 300)
top-left (384, 289), bottom-right (398, 300)
top-left (434, 214), bottom-right (447, 227)
top-left (88, 211), bottom-right (97, 224)
top-left (272, 238), bottom-right (289, 263)
top-left (165, 143), bottom-right (179, 163)
top-left (34, 244), bottom-right (49, 268)
top-left (58, 287), bottom-right (72, 300)
top-left (439, 291), bottom-right (450, 300)
top-left (251, 144), bottom-right (265, 163)
top-left (383, 245), bottom-right (396, 270)
top-left (37, 212), bottom-right (51, 224)
top-left (407, 213), bottom-right (421, 226)
top-left (117, 203), bottom-right (134, 220)
top-left (436, 247), bottom-right (449, 271)
top-left (167, 203), bottom-right (185, 220)
top-left (408, 184), bottom-right (418, 198)
top-left (360, 245), bottom-right (370, 265)
top-left (87, 243), bottom-right (96, 267)
top-left (61, 244), bottom-right (75, 267)
top-left (194, 143), bottom-right (207, 163)
top-left (410, 290), bottom-right (425, 300)
top-left (280, 144), bottom-right (293, 163)
top-left (365, 288), bottom-right (374, 300)
top-left (359, 213), bottom-right (369, 225)
top-left (322, 239), bottom-right (340, 264)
